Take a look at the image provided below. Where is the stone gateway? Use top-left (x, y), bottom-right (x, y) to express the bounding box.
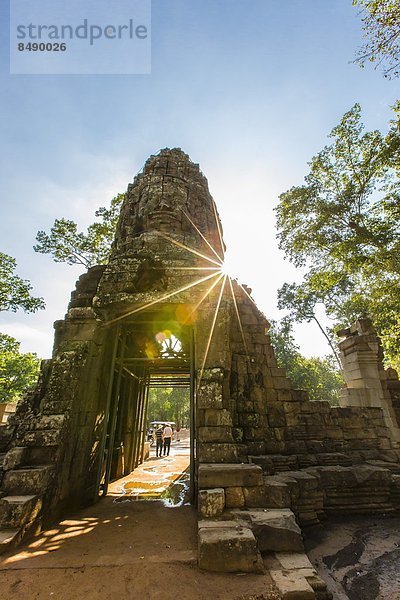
top-left (1, 149), bottom-right (400, 598)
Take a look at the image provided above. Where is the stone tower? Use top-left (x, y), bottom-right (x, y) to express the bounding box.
top-left (1, 149), bottom-right (400, 587)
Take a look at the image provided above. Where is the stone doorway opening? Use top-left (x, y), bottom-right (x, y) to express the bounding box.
top-left (96, 315), bottom-right (196, 504)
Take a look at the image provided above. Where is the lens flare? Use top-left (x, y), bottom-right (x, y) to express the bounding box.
top-left (219, 252), bottom-right (239, 280)
top-left (103, 204), bottom-right (252, 390)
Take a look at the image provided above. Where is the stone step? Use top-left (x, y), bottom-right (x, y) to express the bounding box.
top-left (42, 401), bottom-right (70, 415)
top-left (0, 495), bottom-right (42, 528)
top-left (250, 453), bottom-right (355, 475)
top-left (273, 553), bottom-right (332, 600)
top-left (26, 414), bottom-right (65, 430)
top-left (0, 424), bottom-right (13, 452)
top-left (254, 455), bottom-right (298, 471)
top-left (2, 465), bottom-right (54, 495)
top-left (1, 447), bottom-right (27, 471)
top-left (323, 502), bottom-right (394, 514)
top-left (264, 476), bottom-right (292, 508)
top-left (198, 521), bottom-right (264, 573)
top-left (270, 569), bottom-right (316, 599)
top-left (0, 528), bottom-right (20, 552)
top-left (198, 463), bottom-right (263, 488)
top-left (198, 488), bottom-right (225, 518)
top-left (366, 460), bottom-right (400, 474)
top-left (22, 429), bottom-right (61, 447)
top-left (231, 508), bottom-right (304, 553)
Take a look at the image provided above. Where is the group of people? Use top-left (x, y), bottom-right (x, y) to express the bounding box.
top-left (154, 424), bottom-right (180, 457)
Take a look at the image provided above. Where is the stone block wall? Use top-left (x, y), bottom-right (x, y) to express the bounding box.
top-left (261, 461), bottom-right (400, 527)
top-left (0, 267), bottom-right (116, 549)
top-left (208, 284), bottom-right (399, 467)
top-left (386, 368), bottom-right (400, 426)
top-left (197, 464), bottom-right (266, 516)
top-left (338, 318), bottom-right (400, 443)
top-left (1, 148), bottom-right (399, 571)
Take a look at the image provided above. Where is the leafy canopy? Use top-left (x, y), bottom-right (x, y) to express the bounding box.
top-left (148, 387), bottom-right (190, 427)
top-left (34, 193), bottom-right (125, 268)
top-left (0, 333), bottom-right (40, 403)
top-left (353, 0), bottom-right (400, 78)
top-left (0, 252), bottom-right (44, 313)
top-left (275, 103), bottom-right (400, 368)
top-left (0, 253), bottom-right (43, 402)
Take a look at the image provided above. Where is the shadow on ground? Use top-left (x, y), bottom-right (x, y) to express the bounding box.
top-left (0, 498), bottom-right (278, 600)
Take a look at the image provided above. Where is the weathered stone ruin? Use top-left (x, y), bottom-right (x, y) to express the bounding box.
top-left (1, 148), bottom-right (400, 598)
top-left (338, 318), bottom-right (400, 434)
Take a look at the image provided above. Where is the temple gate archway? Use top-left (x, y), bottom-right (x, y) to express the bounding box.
top-left (1, 148), bottom-right (400, 593)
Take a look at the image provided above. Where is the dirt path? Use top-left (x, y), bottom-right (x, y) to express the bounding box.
top-left (0, 441), bottom-right (279, 599)
top-left (108, 438), bottom-right (191, 500)
top-left (0, 497), bottom-right (278, 600)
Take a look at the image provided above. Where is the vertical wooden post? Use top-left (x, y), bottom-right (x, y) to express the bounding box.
top-left (103, 329), bottom-right (126, 495)
top-left (140, 374), bottom-right (150, 464)
top-left (190, 328), bottom-right (196, 504)
top-left (95, 324), bottom-right (121, 500)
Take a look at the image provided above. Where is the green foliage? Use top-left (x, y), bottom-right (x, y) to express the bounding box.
top-left (0, 252), bottom-right (44, 313)
top-left (353, 0), bottom-right (400, 78)
top-left (34, 193), bottom-right (125, 268)
top-left (148, 387), bottom-right (190, 427)
top-left (269, 320), bottom-right (343, 404)
top-left (0, 333), bottom-right (40, 403)
top-left (275, 103), bottom-right (400, 369)
top-left (0, 253), bottom-right (43, 402)
top-left (276, 104), bottom-right (399, 272)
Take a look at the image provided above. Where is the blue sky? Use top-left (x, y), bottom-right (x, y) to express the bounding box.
top-left (0, 0), bottom-right (398, 359)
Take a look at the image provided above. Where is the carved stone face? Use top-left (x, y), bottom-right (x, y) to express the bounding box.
top-left (113, 149), bottom-right (225, 258)
top-left (137, 182), bottom-right (189, 234)
top-left (143, 196), bottom-right (185, 233)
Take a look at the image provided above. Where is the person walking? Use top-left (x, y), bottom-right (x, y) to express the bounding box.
top-left (155, 424), bottom-right (163, 457)
top-left (163, 423), bottom-right (173, 456)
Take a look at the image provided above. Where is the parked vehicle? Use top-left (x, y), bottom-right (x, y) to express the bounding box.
top-left (149, 420), bottom-right (176, 429)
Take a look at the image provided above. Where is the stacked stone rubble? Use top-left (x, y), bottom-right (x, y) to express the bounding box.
top-left (338, 318), bottom-right (400, 441)
top-left (386, 367), bottom-right (400, 425)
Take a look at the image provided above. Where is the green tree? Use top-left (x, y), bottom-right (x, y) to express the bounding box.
top-left (275, 103), bottom-right (400, 369)
top-left (0, 333), bottom-right (40, 403)
top-left (34, 193), bottom-right (125, 268)
top-left (148, 387), bottom-right (190, 427)
top-left (0, 252), bottom-right (44, 313)
top-left (0, 253), bottom-right (43, 404)
top-left (269, 320), bottom-right (343, 404)
top-left (277, 281), bottom-right (342, 367)
top-left (353, 0), bottom-right (400, 78)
